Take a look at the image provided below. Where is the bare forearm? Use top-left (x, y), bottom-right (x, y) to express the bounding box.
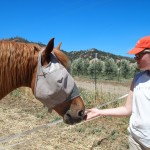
top-left (86, 89), bottom-right (133, 120)
top-left (86, 106), bottom-right (131, 120)
top-left (97, 106), bottom-right (131, 117)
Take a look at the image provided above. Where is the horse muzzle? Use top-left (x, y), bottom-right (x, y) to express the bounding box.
top-left (63, 109), bottom-right (85, 125)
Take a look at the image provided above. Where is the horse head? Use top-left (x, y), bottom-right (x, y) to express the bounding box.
top-left (31, 38), bottom-right (86, 125)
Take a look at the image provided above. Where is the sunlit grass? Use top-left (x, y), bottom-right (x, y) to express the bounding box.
top-left (1, 78), bottom-right (130, 149)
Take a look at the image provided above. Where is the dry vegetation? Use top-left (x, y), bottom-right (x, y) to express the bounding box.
top-left (0, 78), bottom-right (131, 150)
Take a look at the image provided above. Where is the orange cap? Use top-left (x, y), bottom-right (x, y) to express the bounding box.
top-left (128, 36), bottom-right (150, 54)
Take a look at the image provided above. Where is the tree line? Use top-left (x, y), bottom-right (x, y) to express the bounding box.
top-left (70, 57), bottom-right (139, 81)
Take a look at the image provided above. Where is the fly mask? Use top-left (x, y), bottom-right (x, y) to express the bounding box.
top-left (34, 49), bottom-right (80, 110)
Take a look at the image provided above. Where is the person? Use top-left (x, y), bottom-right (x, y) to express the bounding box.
top-left (86, 36), bottom-right (150, 150)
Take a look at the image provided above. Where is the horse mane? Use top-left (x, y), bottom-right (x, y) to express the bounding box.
top-left (53, 48), bottom-right (70, 69)
top-left (0, 40), bottom-right (70, 98)
top-left (0, 41), bottom-right (40, 97)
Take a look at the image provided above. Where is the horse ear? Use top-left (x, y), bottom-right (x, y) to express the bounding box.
top-left (55, 42), bottom-right (62, 50)
top-left (45, 38), bottom-right (54, 54)
top-left (42, 38), bottom-right (54, 64)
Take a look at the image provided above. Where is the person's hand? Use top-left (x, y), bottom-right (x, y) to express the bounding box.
top-left (85, 108), bottom-right (101, 120)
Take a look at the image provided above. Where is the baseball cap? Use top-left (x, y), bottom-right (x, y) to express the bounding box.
top-left (128, 36), bottom-right (150, 54)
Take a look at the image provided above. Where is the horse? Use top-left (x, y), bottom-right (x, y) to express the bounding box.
top-left (0, 38), bottom-right (85, 125)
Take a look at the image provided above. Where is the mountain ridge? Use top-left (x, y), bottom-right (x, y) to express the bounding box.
top-left (2, 36), bottom-right (134, 63)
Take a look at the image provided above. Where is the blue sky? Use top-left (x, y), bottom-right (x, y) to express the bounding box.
top-left (1, 0), bottom-right (150, 57)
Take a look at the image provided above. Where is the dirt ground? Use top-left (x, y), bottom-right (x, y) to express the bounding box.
top-left (0, 78), bottom-right (130, 150)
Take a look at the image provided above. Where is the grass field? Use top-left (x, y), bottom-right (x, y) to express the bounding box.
top-left (0, 77), bottom-right (131, 150)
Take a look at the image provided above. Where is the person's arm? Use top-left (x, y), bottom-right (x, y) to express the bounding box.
top-left (86, 80), bottom-right (134, 120)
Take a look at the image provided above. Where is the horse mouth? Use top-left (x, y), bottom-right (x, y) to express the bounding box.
top-left (64, 118), bottom-right (83, 125)
top-left (63, 110), bottom-right (86, 125)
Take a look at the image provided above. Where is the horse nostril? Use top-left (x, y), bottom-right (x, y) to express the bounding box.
top-left (78, 110), bottom-right (84, 117)
top-left (66, 113), bottom-right (72, 119)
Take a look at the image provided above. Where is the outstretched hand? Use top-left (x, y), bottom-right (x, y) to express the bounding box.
top-left (85, 108), bottom-right (101, 120)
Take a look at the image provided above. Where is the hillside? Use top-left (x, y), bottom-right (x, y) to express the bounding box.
top-left (3, 37), bottom-right (135, 63)
top-left (64, 48), bottom-right (134, 63)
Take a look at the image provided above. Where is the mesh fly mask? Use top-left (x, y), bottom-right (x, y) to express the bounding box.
top-left (34, 49), bottom-right (80, 110)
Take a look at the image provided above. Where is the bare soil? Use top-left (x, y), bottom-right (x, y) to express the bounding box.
top-left (0, 78), bottom-right (130, 150)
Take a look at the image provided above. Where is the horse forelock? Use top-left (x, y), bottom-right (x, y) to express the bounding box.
top-left (0, 41), bottom-right (40, 98)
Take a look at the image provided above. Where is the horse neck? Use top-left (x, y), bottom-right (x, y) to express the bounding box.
top-left (0, 42), bottom-right (35, 99)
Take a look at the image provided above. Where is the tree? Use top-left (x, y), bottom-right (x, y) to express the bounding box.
top-left (120, 59), bottom-right (131, 79)
top-left (71, 58), bottom-right (90, 76)
top-left (80, 58), bottom-right (90, 76)
top-left (130, 63), bottom-right (139, 77)
top-left (71, 58), bottom-right (82, 76)
top-left (87, 58), bottom-right (104, 77)
top-left (104, 58), bottom-right (118, 79)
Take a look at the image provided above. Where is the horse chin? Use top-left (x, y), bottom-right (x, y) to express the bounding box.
top-left (63, 117), bottom-right (83, 125)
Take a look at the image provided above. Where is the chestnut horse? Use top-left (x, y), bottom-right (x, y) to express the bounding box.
top-left (0, 38), bottom-right (85, 125)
